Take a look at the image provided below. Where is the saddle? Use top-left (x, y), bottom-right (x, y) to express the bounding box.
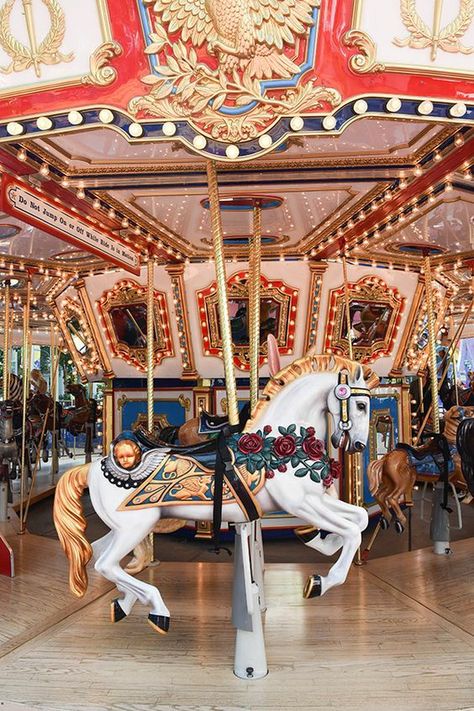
top-left (198, 402), bottom-right (251, 436)
top-left (396, 433), bottom-right (454, 510)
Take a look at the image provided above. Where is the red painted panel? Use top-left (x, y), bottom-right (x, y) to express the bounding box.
top-left (0, 534), bottom-right (14, 577)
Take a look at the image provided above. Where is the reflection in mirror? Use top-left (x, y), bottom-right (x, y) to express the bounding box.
top-left (66, 316), bottom-right (90, 356)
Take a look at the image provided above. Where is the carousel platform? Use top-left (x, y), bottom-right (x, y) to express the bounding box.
top-left (0, 529), bottom-right (472, 711)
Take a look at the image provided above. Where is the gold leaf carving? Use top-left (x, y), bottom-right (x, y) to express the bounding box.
top-left (342, 29), bottom-right (385, 74)
top-left (129, 2), bottom-right (341, 143)
top-left (394, 0), bottom-right (474, 61)
top-left (82, 41), bottom-right (122, 87)
top-left (0, 0), bottom-right (74, 77)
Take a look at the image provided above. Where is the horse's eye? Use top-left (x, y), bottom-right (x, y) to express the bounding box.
top-left (356, 402), bottom-right (367, 412)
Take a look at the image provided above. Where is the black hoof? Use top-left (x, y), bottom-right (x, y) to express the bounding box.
top-left (295, 526), bottom-right (319, 544)
top-left (380, 515), bottom-right (389, 530)
top-left (110, 599), bottom-right (127, 623)
top-left (148, 613), bottom-right (170, 635)
top-left (303, 575), bottom-right (322, 599)
top-left (395, 520), bottom-right (404, 535)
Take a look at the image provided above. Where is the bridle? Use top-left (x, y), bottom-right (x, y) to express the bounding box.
top-left (333, 371), bottom-right (371, 433)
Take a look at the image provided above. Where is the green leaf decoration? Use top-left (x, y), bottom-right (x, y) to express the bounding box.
top-left (291, 455), bottom-right (299, 467)
top-left (310, 471), bottom-right (321, 483)
top-left (294, 468), bottom-right (308, 477)
top-left (288, 424), bottom-right (296, 433)
top-left (278, 426), bottom-right (287, 435)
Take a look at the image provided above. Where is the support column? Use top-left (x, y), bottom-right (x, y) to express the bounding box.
top-left (19, 278), bottom-right (31, 535)
top-left (166, 264), bottom-right (198, 379)
top-left (304, 262), bottom-right (328, 352)
top-left (102, 378), bottom-right (114, 455)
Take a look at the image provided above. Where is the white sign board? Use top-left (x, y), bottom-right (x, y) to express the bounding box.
top-left (7, 183), bottom-right (139, 273)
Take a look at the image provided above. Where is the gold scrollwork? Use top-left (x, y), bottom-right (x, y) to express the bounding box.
top-left (82, 40), bottom-right (122, 87)
top-left (178, 394), bottom-right (191, 412)
top-left (117, 394), bottom-right (128, 411)
top-left (0, 0), bottom-right (74, 77)
top-left (342, 29), bottom-right (385, 74)
top-left (394, 0), bottom-right (474, 62)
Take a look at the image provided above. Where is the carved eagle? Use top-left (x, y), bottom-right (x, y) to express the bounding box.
top-left (150, 0), bottom-right (319, 78)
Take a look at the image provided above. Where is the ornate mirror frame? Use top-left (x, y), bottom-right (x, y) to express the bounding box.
top-left (55, 296), bottom-right (102, 380)
top-left (197, 271), bottom-right (298, 371)
top-left (97, 279), bottom-right (174, 371)
top-left (324, 275), bottom-right (405, 364)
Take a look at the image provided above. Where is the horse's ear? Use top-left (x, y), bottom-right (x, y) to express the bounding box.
top-left (267, 334), bottom-right (281, 377)
top-left (355, 364), bottom-right (363, 381)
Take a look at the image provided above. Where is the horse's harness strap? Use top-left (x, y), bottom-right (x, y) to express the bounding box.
top-left (213, 425), bottom-right (260, 552)
top-left (334, 372), bottom-right (370, 432)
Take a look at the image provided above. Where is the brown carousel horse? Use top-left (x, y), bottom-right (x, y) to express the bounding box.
top-left (62, 382), bottom-right (101, 462)
top-left (367, 406), bottom-right (473, 533)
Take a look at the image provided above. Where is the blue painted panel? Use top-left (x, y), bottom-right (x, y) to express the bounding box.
top-left (121, 399), bottom-right (186, 432)
top-left (363, 396), bottom-right (400, 505)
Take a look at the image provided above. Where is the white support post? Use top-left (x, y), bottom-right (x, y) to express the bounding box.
top-left (232, 522), bottom-right (267, 679)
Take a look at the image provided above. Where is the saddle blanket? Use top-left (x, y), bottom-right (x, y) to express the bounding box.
top-left (119, 450), bottom-right (264, 511)
top-left (405, 444), bottom-right (457, 477)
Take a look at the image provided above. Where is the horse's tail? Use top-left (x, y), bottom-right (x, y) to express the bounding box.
top-left (457, 418), bottom-right (474, 496)
top-left (368, 457), bottom-right (384, 495)
top-left (53, 463), bottom-right (92, 598)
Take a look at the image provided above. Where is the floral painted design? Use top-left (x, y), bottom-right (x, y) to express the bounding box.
top-left (229, 425), bottom-right (340, 487)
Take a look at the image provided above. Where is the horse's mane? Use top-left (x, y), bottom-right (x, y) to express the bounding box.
top-left (246, 353), bottom-right (379, 429)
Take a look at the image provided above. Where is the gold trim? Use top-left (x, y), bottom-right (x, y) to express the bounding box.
top-left (303, 261), bottom-right (327, 352)
top-left (342, 30), bottom-right (385, 73)
top-left (390, 277), bottom-right (425, 375)
top-left (75, 279), bottom-right (114, 377)
top-left (53, 303), bottom-right (87, 382)
top-left (81, 41), bottom-right (122, 87)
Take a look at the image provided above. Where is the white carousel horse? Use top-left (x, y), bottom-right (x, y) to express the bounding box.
top-left (54, 354), bottom-right (378, 634)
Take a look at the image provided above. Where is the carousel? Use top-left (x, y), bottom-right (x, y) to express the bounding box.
top-left (0, 0), bottom-right (473, 708)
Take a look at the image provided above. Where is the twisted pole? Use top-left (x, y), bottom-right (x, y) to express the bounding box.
top-left (424, 254), bottom-right (440, 433)
top-left (206, 161), bottom-right (238, 426)
top-left (19, 277), bottom-right (31, 534)
top-left (249, 203), bottom-right (262, 412)
top-left (3, 280), bottom-right (11, 400)
top-left (147, 257), bottom-right (154, 432)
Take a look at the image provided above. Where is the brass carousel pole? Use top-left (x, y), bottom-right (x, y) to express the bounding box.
top-left (146, 255), bottom-right (155, 563)
top-left (50, 324), bottom-right (59, 484)
top-left (207, 161), bottom-right (267, 679)
top-left (249, 202), bottom-right (262, 412)
top-left (147, 255), bottom-right (154, 433)
top-left (423, 253), bottom-right (440, 434)
top-left (19, 277), bottom-right (31, 535)
top-left (342, 255), bottom-right (363, 565)
top-left (206, 161), bottom-right (238, 426)
top-left (3, 280), bottom-right (11, 401)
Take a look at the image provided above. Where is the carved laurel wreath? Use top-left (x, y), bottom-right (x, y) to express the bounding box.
top-left (394, 0), bottom-right (474, 54)
top-left (0, 0), bottom-right (73, 75)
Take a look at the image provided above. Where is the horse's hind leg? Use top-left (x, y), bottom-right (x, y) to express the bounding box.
top-left (94, 526), bottom-right (171, 634)
top-left (92, 532), bottom-right (138, 621)
top-left (295, 494), bottom-right (363, 598)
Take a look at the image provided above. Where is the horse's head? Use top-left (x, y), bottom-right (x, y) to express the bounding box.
top-left (327, 364), bottom-right (373, 454)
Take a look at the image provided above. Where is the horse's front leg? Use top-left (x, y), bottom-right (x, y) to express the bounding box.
top-left (296, 494), bottom-right (363, 598)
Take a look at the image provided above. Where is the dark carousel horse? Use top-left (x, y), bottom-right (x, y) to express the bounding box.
top-left (0, 400), bottom-right (19, 503)
top-left (62, 382), bottom-right (100, 462)
top-left (457, 417), bottom-right (474, 497)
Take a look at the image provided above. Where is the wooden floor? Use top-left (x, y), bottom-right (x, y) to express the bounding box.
top-left (0, 532), bottom-right (473, 711)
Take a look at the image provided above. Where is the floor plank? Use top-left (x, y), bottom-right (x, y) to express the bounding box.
top-left (0, 537), bottom-right (473, 711)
